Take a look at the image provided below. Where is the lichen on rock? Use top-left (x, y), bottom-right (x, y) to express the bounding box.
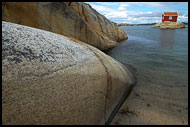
top-left (2, 21), bottom-right (134, 125)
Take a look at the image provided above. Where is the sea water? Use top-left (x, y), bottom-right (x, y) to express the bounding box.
top-left (106, 25), bottom-right (188, 124)
top-left (107, 25), bottom-right (188, 88)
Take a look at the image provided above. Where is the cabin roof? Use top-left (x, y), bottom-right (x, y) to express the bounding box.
top-left (163, 12), bottom-right (178, 16)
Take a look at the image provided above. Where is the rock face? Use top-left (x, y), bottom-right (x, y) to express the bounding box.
top-left (67, 2), bottom-right (127, 42)
top-left (2, 2), bottom-right (127, 51)
top-left (152, 22), bottom-right (185, 29)
top-left (2, 21), bottom-right (134, 125)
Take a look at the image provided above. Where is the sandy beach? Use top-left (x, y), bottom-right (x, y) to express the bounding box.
top-left (111, 69), bottom-right (188, 125)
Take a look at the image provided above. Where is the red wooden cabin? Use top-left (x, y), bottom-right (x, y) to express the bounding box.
top-left (162, 12), bottom-right (178, 22)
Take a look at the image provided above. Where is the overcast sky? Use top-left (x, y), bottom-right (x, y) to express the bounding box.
top-left (86, 2), bottom-right (188, 24)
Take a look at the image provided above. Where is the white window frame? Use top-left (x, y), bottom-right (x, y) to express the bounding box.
top-left (169, 16), bottom-right (172, 20)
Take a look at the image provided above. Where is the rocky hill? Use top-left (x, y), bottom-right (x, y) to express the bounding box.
top-left (2, 2), bottom-right (127, 51)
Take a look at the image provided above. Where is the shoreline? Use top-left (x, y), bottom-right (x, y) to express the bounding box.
top-left (110, 67), bottom-right (188, 125)
top-left (111, 81), bottom-right (188, 125)
top-left (108, 34), bottom-right (188, 125)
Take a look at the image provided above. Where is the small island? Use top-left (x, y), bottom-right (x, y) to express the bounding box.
top-left (152, 12), bottom-right (185, 29)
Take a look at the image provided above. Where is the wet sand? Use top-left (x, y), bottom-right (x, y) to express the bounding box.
top-left (110, 69), bottom-right (188, 125)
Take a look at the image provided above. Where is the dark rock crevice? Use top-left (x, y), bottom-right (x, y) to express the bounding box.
top-left (83, 46), bottom-right (112, 124)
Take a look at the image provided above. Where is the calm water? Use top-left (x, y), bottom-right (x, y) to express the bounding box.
top-left (106, 25), bottom-right (188, 88)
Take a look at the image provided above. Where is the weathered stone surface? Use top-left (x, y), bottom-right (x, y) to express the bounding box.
top-left (152, 22), bottom-right (185, 29)
top-left (2, 2), bottom-right (127, 51)
top-left (2, 21), bottom-right (134, 125)
top-left (67, 2), bottom-right (128, 42)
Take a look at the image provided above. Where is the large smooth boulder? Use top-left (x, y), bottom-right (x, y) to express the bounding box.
top-left (152, 22), bottom-right (185, 29)
top-left (2, 21), bottom-right (134, 125)
top-left (2, 2), bottom-right (127, 51)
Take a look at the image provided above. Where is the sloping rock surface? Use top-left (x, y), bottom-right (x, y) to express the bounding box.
top-left (2, 2), bottom-right (127, 50)
top-left (2, 21), bottom-right (133, 125)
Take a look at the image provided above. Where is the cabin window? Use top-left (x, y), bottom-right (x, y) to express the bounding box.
top-left (169, 16), bottom-right (172, 20)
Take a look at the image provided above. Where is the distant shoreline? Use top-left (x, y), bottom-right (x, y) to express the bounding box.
top-left (118, 22), bottom-right (188, 26)
top-left (118, 23), bottom-right (134, 26)
top-left (118, 23), bottom-right (157, 26)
